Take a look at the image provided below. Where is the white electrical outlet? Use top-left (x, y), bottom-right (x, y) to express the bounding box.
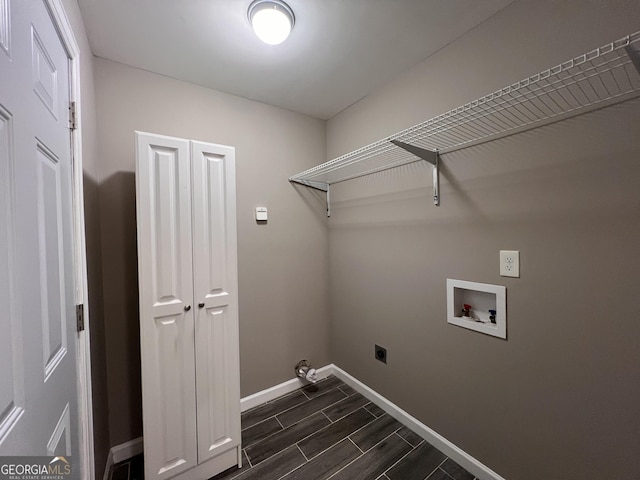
top-left (500, 250), bottom-right (520, 277)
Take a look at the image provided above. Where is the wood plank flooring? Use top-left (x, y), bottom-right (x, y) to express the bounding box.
top-left (211, 376), bottom-right (478, 480)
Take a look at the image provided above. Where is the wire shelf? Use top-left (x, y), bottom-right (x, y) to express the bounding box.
top-left (290, 31), bottom-right (640, 191)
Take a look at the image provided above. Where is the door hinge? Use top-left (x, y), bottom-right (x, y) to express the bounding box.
top-left (76, 303), bottom-right (85, 332)
top-left (69, 101), bottom-right (77, 130)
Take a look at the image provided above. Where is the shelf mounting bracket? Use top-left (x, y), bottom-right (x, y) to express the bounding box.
top-left (326, 184), bottom-right (331, 217)
top-left (626, 43), bottom-right (640, 75)
top-left (390, 140), bottom-right (440, 206)
top-left (289, 178), bottom-right (331, 217)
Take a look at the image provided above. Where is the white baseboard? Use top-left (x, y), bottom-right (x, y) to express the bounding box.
top-left (103, 436), bottom-right (144, 480)
top-left (240, 364), bottom-right (334, 412)
top-left (330, 365), bottom-right (506, 480)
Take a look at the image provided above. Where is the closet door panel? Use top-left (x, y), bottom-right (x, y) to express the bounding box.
top-left (195, 306), bottom-right (239, 459)
top-left (150, 313), bottom-right (195, 474)
top-left (136, 132), bottom-right (197, 479)
top-left (191, 141), bottom-right (241, 463)
top-left (191, 142), bottom-right (236, 307)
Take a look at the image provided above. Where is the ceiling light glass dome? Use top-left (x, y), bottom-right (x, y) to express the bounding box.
top-left (248, 0), bottom-right (295, 45)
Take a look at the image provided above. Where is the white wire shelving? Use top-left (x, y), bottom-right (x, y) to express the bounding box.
top-left (289, 31), bottom-right (640, 215)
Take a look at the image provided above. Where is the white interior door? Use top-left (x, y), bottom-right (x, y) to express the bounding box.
top-left (0, 0), bottom-right (79, 465)
top-left (191, 141), bottom-right (241, 465)
top-left (135, 132), bottom-right (197, 480)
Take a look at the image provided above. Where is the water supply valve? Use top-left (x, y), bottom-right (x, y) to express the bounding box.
top-left (294, 360), bottom-right (317, 384)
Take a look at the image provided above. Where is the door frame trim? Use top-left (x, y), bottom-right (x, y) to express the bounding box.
top-left (43, 1), bottom-right (94, 478)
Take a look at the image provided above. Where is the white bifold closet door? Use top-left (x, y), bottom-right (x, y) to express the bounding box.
top-left (191, 141), bottom-right (241, 465)
top-left (136, 132), bottom-right (241, 480)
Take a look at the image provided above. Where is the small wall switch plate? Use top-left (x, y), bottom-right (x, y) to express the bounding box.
top-left (255, 207), bottom-right (268, 222)
top-left (500, 250), bottom-right (520, 277)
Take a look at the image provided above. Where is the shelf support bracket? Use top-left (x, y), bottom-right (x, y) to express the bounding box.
top-left (390, 140), bottom-right (440, 206)
top-left (289, 178), bottom-right (331, 217)
top-left (626, 43), bottom-right (640, 75)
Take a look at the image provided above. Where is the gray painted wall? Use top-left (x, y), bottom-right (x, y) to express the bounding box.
top-left (326, 1), bottom-right (640, 479)
top-left (60, 1), bottom-right (110, 477)
top-left (93, 58), bottom-right (330, 446)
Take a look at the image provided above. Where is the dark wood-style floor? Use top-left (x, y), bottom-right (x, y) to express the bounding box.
top-left (211, 375), bottom-right (478, 480)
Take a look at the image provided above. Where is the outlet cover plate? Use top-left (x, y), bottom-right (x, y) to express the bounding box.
top-left (374, 345), bottom-right (387, 364)
top-left (500, 250), bottom-right (520, 277)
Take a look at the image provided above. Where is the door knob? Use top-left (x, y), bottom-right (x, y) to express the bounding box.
top-left (184, 305), bottom-right (191, 312)
top-left (198, 302), bottom-right (205, 308)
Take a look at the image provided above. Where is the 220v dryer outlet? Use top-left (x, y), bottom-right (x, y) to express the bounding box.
top-left (500, 250), bottom-right (520, 277)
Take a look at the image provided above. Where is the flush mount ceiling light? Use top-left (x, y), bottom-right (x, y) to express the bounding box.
top-left (248, 0), bottom-right (295, 45)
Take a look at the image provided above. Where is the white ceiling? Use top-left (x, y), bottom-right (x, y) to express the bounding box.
top-left (78, 0), bottom-right (514, 120)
